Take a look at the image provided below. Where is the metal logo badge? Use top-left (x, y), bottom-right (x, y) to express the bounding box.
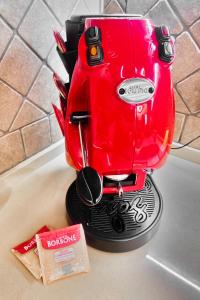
top-left (117, 78), bottom-right (155, 104)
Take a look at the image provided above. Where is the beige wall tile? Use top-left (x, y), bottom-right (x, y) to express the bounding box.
top-left (190, 20), bottom-right (200, 47)
top-left (127, 0), bottom-right (157, 15)
top-left (0, 0), bottom-right (32, 28)
top-left (44, 0), bottom-right (78, 25)
top-left (177, 70), bottom-right (200, 113)
top-left (47, 45), bottom-right (69, 82)
top-left (174, 89), bottom-right (189, 114)
top-left (0, 131), bottom-right (25, 173)
top-left (181, 116), bottom-right (200, 149)
top-left (18, 0), bottom-right (61, 59)
top-left (104, 0), bottom-right (111, 8)
top-left (172, 32), bottom-right (200, 83)
top-left (72, 0), bottom-right (92, 15)
top-left (50, 114), bottom-right (63, 143)
top-left (0, 0), bottom-right (101, 173)
top-left (22, 118), bottom-right (51, 157)
top-left (0, 36), bottom-right (42, 95)
top-left (104, 0), bottom-right (124, 13)
top-left (0, 81), bottom-right (23, 131)
top-left (10, 100), bottom-right (46, 131)
top-left (113, 0), bottom-right (126, 11)
top-left (174, 113), bottom-right (185, 142)
top-left (171, 0), bottom-right (200, 25)
top-left (85, 0), bottom-right (103, 13)
top-left (0, 18), bottom-right (13, 57)
top-left (147, 0), bottom-right (183, 34)
top-left (28, 66), bottom-right (59, 113)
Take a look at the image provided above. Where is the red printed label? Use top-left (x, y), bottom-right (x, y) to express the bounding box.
top-left (39, 224), bottom-right (81, 250)
top-left (13, 226), bottom-right (50, 254)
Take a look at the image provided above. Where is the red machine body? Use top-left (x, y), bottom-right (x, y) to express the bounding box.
top-left (56, 17), bottom-right (175, 193)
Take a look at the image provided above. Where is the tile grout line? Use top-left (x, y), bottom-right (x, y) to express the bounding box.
top-left (16, 53), bottom-right (58, 148)
top-left (16, 33), bottom-right (44, 61)
top-left (186, 30), bottom-right (200, 51)
top-left (19, 116), bottom-right (51, 159)
top-left (188, 25), bottom-right (200, 49)
top-left (168, 0), bottom-right (199, 34)
top-left (12, 115), bottom-right (50, 133)
top-left (105, 0), bottom-right (125, 13)
top-left (9, 103), bottom-right (49, 133)
top-left (1, 52), bottom-right (60, 130)
top-left (115, 0), bottom-right (125, 12)
top-left (125, 0), bottom-right (127, 13)
top-left (175, 67), bottom-right (200, 86)
top-left (26, 96), bottom-right (54, 115)
top-left (166, 2), bottom-right (200, 55)
top-left (0, 138), bottom-right (64, 178)
top-left (144, 0), bottom-right (162, 17)
top-left (104, 0), bottom-right (111, 11)
top-left (147, 0), bottom-right (162, 16)
top-left (69, 0), bottom-right (82, 19)
top-left (0, 0), bottom-right (36, 62)
top-left (178, 114), bottom-right (187, 143)
top-left (83, 0), bottom-right (93, 13)
top-left (19, 127), bottom-right (27, 157)
top-left (0, 19), bottom-right (15, 62)
top-left (0, 115), bottom-right (50, 162)
top-left (189, 16), bottom-right (200, 28)
top-left (42, 0), bottom-right (64, 27)
top-left (16, 0), bottom-right (36, 30)
top-left (0, 56), bottom-right (59, 135)
top-left (0, 0), bottom-right (92, 171)
top-left (166, 0), bottom-right (187, 33)
top-left (174, 87), bottom-right (191, 114)
top-left (47, 114), bottom-right (53, 144)
top-left (0, 0), bottom-right (70, 143)
top-left (4, 116), bottom-right (48, 137)
top-left (1, 3), bottom-right (63, 69)
top-left (7, 61), bottom-right (45, 132)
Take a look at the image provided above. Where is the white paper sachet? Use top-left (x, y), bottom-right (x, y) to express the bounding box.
top-left (36, 224), bottom-right (90, 285)
top-left (12, 226), bottom-right (50, 279)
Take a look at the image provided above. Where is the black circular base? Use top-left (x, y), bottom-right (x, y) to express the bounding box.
top-left (66, 175), bottom-right (163, 252)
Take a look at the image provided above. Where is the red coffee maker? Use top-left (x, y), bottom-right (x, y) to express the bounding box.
top-left (53, 15), bottom-right (175, 252)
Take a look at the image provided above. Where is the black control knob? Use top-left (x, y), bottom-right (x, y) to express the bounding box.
top-left (85, 26), bottom-right (101, 45)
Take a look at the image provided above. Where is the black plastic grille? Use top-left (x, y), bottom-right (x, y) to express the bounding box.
top-left (66, 175), bottom-right (162, 242)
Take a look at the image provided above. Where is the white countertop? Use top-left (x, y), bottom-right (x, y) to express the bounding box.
top-left (0, 144), bottom-right (200, 300)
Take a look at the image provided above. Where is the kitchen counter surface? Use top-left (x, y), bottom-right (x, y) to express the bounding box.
top-left (0, 144), bottom-right (200, 300)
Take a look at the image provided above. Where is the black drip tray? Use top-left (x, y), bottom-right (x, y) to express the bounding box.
top-left (66, 175), bottom-right (163, 252)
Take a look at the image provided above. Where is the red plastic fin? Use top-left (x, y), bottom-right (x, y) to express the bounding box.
top-left (53, 72), bottom-right (68, 99)
top-left (52, 104), bottom-right (65, 136)
top-left (53, 31), bottom-right (67, 54)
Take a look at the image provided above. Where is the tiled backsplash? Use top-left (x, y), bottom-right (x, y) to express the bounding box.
top-left (0, 0), bottom-right (199, 174)
top-left (105, 0), bottom-right (200, 150)
top-left (0, 0), bottom-right (101, 174)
